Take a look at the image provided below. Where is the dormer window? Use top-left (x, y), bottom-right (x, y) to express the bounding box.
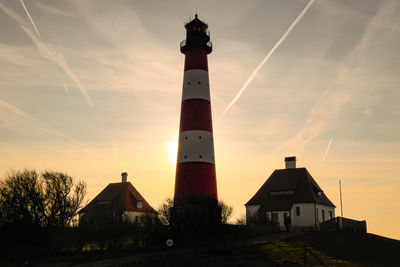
top-left (270, 190), bottom-right (294, 196)
top-left (318, 192), bottom-right (322, 197)
top-left (137, 201), bottom-right (142, 209)
top-left (96, 200), bottom-right (111, 206)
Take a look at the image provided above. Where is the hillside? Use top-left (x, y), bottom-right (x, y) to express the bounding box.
top-left (260, 231), bottom-right (400, 266)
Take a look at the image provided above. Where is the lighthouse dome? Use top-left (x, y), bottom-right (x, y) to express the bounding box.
top-left (184, 14), bottom-right (208, 31)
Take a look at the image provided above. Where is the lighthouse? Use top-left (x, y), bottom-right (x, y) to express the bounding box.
top-left (172, 14), bottom-right (221, 228)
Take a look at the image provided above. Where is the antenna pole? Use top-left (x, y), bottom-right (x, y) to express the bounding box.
top-left (339, 179), bottom-right (343, 217)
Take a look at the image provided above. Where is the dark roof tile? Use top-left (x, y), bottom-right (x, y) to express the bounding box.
top-left (245, 168), bottom-right (335, 210)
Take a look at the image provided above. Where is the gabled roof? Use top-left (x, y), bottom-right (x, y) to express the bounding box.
top-left (245, 168), bottom-right (335, 211)
top-left (79, 182), bottom-right (156, 214)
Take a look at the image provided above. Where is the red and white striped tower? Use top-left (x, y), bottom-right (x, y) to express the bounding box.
top-left (173, 14), bottom-right (220, 224)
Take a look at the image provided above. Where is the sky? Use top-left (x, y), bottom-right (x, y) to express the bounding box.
top-left (0, 0), bottom-right (399, 239)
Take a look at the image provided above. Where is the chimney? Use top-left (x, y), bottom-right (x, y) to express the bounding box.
top-left (121, 172), bottom-right (128, 183)
top-left (285, 156), bottom-right (296, 169)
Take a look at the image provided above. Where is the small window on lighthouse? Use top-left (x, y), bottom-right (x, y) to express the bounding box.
top-left (198, 81), bottom-right (201, 84)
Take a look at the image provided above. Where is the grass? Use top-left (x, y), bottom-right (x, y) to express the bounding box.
top-left (259, 239), bottom-right (357, 266)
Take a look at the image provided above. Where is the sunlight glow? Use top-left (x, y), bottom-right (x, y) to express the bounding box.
top-left (167, 136), bottom-right (178, 165)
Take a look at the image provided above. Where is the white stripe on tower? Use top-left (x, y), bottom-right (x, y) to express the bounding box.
top-left (181, 70), bottom-right (210, 101)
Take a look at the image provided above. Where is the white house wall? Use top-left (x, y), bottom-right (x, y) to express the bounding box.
top-left (315, 203), bottom-right (335, 223)
top-left (291, 203), bottom-right (316, 227)
top-left (291, 203), bottom-right (336, 228)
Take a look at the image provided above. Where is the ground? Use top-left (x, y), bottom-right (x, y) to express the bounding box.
top-left (4, 230), bottom-right (400, 266)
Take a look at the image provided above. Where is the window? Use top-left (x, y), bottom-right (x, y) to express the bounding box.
top-left (322, 209), bottom-right (325, 221)
top-left (296, 207), bottom-right (300, 216)
top-left (329, 211), bottom-right (333, 220)
top-left (137, 201), bottom-right (143, 209)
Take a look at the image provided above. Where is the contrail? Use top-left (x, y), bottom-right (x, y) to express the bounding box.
top-left (63, 82), bottom-right (69, 94)
top-left (20, 0), bottom-right (75, 97)
top-left (217, 0), bottom-right (315, 122)
top-left (0, 97), bottom-right (79, 144)
top-left (318, 138), bottom-right (333, 176)
top-left (20, 0), bottom-right (40, 37)
top-left (20, 25), bottom-right (94, 106)
top-left (0, 2), bottom-right (93, 107)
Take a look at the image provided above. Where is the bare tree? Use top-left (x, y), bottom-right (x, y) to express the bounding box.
top-left (219, 200), bottom-right (233, 224)
top-left (235, 213), bottom-right (246, 226)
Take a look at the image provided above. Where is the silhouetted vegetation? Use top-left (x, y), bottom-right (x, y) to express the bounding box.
top-left (157, 197), bottom-right (173, 225)
top-left (235, 213), bottom-right (246, 225)
top-left (219, 200), bottom-right (233, 224)
top-left (158, 197), bottom-right (233, 226)
top-left (0, 170), bottom-right (85, 264)
top-left (0, 169), bottom-right (86, 229)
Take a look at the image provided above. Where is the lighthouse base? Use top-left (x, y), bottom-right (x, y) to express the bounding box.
top-left (170, 197), bottom-right (221, 233)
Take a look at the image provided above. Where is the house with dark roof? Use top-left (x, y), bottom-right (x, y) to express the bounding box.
top-left (79, 172), bottom-right (157, 225)
top-left (245, 157), bottom-right (335, 230)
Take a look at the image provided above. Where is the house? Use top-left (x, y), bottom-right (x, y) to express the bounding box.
top-left (245, 157), bottom-right (335, 230)
top-left (78, 172), bottom-right (157, 225)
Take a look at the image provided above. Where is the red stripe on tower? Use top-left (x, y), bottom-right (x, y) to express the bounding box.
top-left (174, 14), bottom-right (217, 205)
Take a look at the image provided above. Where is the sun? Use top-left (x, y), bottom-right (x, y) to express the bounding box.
top-left (167, 136), bottom-right (178, 165)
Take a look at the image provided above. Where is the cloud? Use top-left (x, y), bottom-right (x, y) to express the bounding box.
top-left (0, 1), bottom-right (94, 107)
top-left (0, 97), bottom-right (79, 144)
